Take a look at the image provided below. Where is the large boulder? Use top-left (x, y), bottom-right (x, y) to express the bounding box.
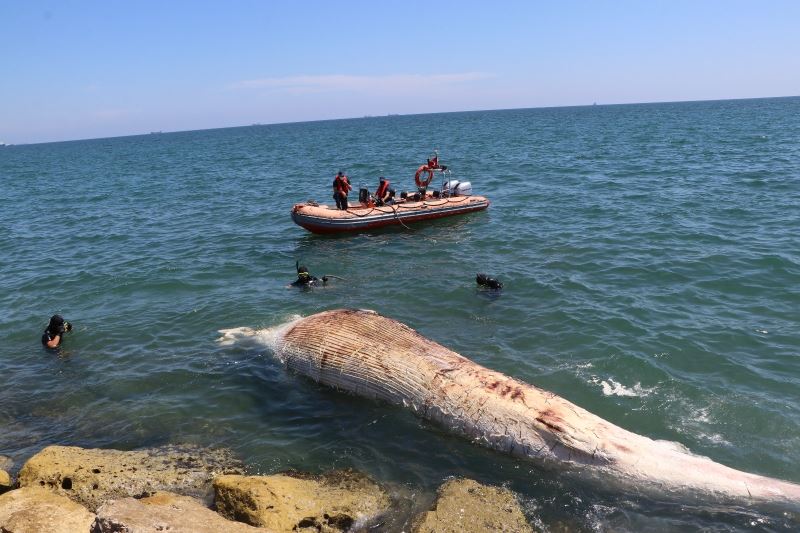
top-left (214, 470), bottom-right (391, 532)
top-left (0, 469), bottom-right (11, 494)
top-left (94, 491), bottom-right (261, 533)
top-left (0, 486), bottom-right (96, 533)
top-left (0, 455), bottom-right (12, 495)
top-left (17, 444), bottom-right (243, 512)
top-left (412, 478), bottom-right (534, 533)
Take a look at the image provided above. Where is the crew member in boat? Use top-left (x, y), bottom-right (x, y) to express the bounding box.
top-left (374, 177), bottom-right (394, 206)
top-left (332, 171), bottom-right (351, 210)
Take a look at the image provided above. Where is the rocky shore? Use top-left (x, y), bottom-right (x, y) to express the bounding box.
top-left (0, 445), bottom-right (536, 532)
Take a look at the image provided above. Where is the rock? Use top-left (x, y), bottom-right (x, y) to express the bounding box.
top-left (412, 478), bottom-right (534, 533)
top-left (17, 444), bottom-right (243, 512)
top-left (214, 469), bottom-right (391, 532)
top-left (0, 486), bottom-right (96, 533)
top-left (0, 469), bottom-right (12, 494)
top-left (94, 491), bottom-right (260, 532)
top-left (0, 455), bottom-right (12, 494)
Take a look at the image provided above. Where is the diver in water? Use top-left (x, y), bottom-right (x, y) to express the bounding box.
top-left (290, 261), bottom-right (346, 288)
top-left (291, 261), bottom-right (328, 287)
top-left (41, 314), bottom-right (72, 349)
top-left (476, 273), bottom-right (503, 290)
top-left (292, 263), bottom-right (325, 287)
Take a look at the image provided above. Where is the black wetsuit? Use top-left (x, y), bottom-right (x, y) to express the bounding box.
top-left (42, 315), bottom-right (69, 348)
top-left (292, 274), bottom-right (321, 287)
top-left (476, 273), bottom-right (503, 290)
top-left (41, 329), bottom-right (61, 347)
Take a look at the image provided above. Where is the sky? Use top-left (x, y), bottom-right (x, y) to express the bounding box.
top-left (1, 0), bottom-right (798, 144)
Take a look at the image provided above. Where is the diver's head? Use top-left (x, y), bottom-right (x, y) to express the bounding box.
top-left (380, 176), bottom-right (386, 182)
top-left (337, 171), bottom-right (344, 177)
top-left (476, 274), bottom-right (502, 290)
top-left (47, 315), bottom-right (65, 333)
top-left (297, 265), bottom-right (309, 275)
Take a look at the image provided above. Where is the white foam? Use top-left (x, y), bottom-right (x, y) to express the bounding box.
top-left (693, 406), bottom-right (711, 423)
top-left (590, 376), bottom-right (655, 398)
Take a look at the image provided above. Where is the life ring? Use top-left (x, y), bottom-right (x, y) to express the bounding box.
top-left (414, 165), bottom-right (434, 188)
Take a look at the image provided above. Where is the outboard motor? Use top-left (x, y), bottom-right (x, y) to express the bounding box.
top-left (442, 180), bottom-right (460, 197)
top-left (358, 187), bottom-right (369, 204)
top-left (454, 181), bottom-right (472, 196)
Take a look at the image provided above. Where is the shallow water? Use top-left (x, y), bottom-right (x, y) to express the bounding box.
top-left (1, 97), bottom-right (799, 530)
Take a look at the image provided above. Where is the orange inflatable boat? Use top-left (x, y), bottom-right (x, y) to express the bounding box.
top-left (291, 179), bottom-right (489, 234)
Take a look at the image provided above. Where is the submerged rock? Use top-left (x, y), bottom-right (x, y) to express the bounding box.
top-left (17, 444), bottom-right (243, 512)
top-left (214, 469), bottom-right (391, 532)
top-left (412, 478), bottom-right (534, 533)
top-left (0, 486), bottom-right (96, 533)
top-left (94, 491), bottom-right (260, 532)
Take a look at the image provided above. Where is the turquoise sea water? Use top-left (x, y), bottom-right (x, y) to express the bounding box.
top-left (1, 97), bottom-right (799, 530)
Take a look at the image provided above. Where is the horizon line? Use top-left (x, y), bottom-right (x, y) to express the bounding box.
top-left (7, 94), bottom-right (798, 147)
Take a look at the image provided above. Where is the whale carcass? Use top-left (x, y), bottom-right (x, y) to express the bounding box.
top-left (265, 308), bottom-right (800, 504)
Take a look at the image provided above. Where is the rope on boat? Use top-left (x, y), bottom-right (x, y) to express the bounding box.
top-left (340, 195), bottom-right (476, 230)
top-left (344, 206), bottom-right (377, 217)
top-left (391, 204), bottom-right (414, 231)
top-left (341, 195), bottom-right (473, 216)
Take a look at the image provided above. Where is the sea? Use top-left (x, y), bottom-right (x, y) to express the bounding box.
top-left (1, 97), bottom-right (799, 531)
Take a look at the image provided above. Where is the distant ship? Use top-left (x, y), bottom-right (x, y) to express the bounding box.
top-left (149, 131), bottom-right (162, 134)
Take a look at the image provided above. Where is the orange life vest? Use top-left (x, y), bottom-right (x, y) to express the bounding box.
top-left (376, 179), bottom-right (390, 198)
top-left (333, 175), bottom-right (351, 194)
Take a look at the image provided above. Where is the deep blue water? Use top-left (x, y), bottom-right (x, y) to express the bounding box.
top-left (1, 97), bottom-right (799, 531)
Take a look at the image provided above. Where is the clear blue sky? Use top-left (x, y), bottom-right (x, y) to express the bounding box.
top-left (1, 0), bottom-right (798, 144)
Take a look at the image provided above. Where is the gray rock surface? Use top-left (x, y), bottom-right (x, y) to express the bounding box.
top-left (94, 491), bottom-right (261, 533)
top-left (0, 486), bottom-right (96, 533)
top-left (17, 444), bottom-right (243, 512)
